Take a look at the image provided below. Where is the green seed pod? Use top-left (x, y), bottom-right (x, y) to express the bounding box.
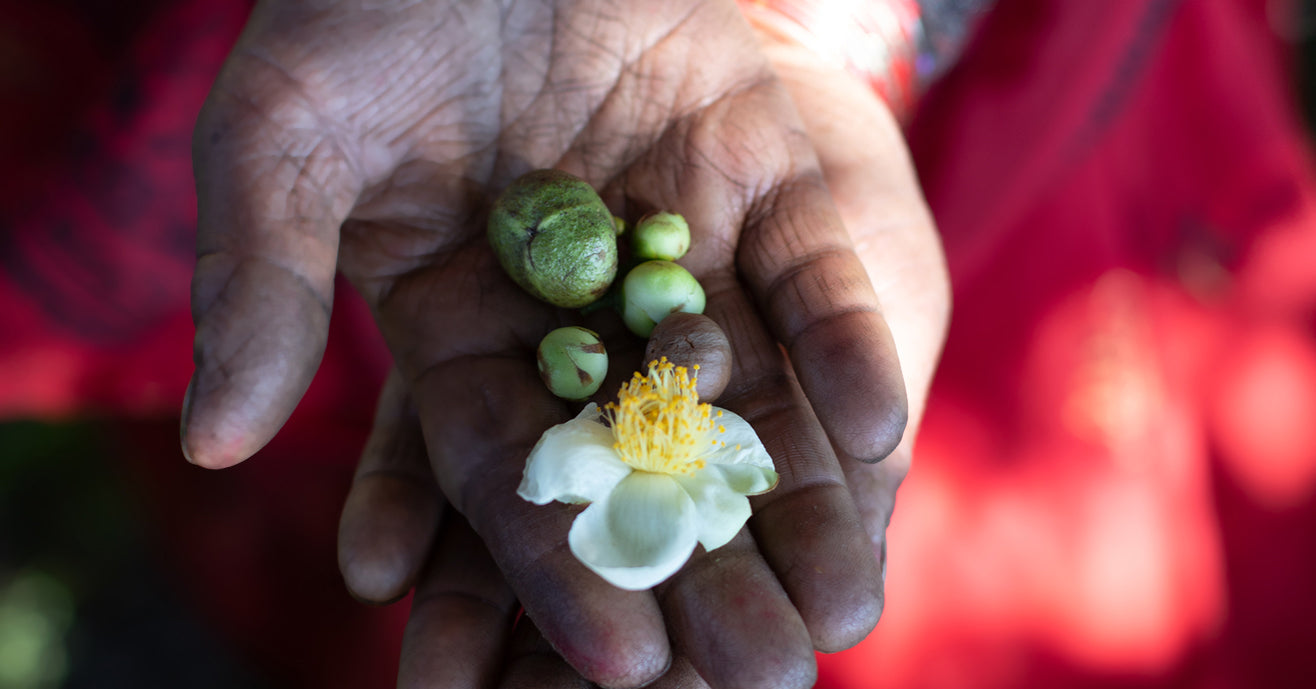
top-left (488, 169), bottom-right (619, 308)
top-left (537, 326), bottom-right (609, 401)
top-left (632, 212), bottom-right (690, 261)
top-left (621, 260), bottom-right (706, 338)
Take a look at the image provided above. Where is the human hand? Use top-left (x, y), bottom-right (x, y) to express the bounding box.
top-left (185, 1), bottom-right (922, 686)
top-left (334, 15), bottom-right (950, 687)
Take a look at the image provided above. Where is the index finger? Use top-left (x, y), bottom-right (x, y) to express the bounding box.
top-left (738, 173), bottom-right (909, 463)
top-left (599, 69), bottom-right (908, 465)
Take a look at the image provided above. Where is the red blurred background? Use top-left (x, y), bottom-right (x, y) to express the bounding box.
top-left (2, 0), bottom-right (1314, 687)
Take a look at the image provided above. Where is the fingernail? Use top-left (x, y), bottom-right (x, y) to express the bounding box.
top-left (180, 377), bottom-right (196, 464)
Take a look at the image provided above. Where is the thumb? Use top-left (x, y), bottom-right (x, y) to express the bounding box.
top-left (182, 79), bottom-right (362, 469)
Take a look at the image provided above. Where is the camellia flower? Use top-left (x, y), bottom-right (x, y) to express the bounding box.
top-left (518, 359), bottom-right (778, 590)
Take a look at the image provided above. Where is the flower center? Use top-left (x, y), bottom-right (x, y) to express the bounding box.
top-left (604, 358), bottom-right (726, 476)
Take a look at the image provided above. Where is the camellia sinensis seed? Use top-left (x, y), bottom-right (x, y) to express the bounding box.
top-left (644, 313), bottom-right (732, 402)
top-left (621, 260), bottom-right (706, 338)
top-left (537, 326), bottom-right (609, 401)
top-left (632, 211), bottom-right (690, 261)
top-left (488, 169), bottom-right (618, 308)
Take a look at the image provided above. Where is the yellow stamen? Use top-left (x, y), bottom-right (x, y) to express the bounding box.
top-left (603, 358), bottom-right (721, 476)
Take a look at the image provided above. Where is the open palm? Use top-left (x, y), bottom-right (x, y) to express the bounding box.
top-left (185, 1), bottom-right (913, 687)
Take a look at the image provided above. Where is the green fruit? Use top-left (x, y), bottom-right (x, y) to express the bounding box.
top-left (621, 260), bottom-right (706, 338)
top-left (488, 169), bottom-right (619, 308)
top-left (537, 326), bottom-right (609, 400)
top-left (632, 212), bottom-right (690, 261)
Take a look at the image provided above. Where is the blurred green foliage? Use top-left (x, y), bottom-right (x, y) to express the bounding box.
top-left (0, 421), bottom-right (267, 689)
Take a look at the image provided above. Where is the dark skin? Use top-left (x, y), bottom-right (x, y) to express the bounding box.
top-left (338, 40), bottom-right (950, 688)
top-left (185, 0), bottom-right (949, 686)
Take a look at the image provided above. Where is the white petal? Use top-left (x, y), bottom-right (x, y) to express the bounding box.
top-left (568, 472), bottom-right (698, 590)
top-left (518, 404), bottom-right (631, 505)
top-left (673, 472), bottom-right (751, 551)
top-left (702, 462), bottom-right (779, 497)
top-left (704, 407), bottom-right (775, 470)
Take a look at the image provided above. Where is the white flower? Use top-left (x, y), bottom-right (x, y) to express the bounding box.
top-left (518, 359), bottom-right (778, 590)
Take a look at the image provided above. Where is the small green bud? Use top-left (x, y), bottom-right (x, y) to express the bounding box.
top-left (537, 327), bottom-right (609, 401)
top-left (612, 214), bottom-right (628, 236)
top-left (488, 169), bottom-right (619, 308)
top-left (621, 260), bottom-right (706, 338)
top-left (632, 212), bottom-right (690, 261)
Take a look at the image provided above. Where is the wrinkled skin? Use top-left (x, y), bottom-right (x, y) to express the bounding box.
top-left (185, 0), bottom-right (949, 687)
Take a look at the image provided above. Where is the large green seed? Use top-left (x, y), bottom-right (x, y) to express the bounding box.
top-left (537, 326), bottom-right (609, 401)
top-left (488, 169), bottom-right (619, 308)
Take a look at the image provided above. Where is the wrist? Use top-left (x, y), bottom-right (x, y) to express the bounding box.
top-left (735, 0), bottom-right (923, 120)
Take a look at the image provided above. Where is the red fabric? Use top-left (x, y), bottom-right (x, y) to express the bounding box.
top-left (819, 0), bottom-right (1316, 687)
top-left (1, 0), bottom-right (401, 684)
top-left (3, 0), bottom-right (1315, 686)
